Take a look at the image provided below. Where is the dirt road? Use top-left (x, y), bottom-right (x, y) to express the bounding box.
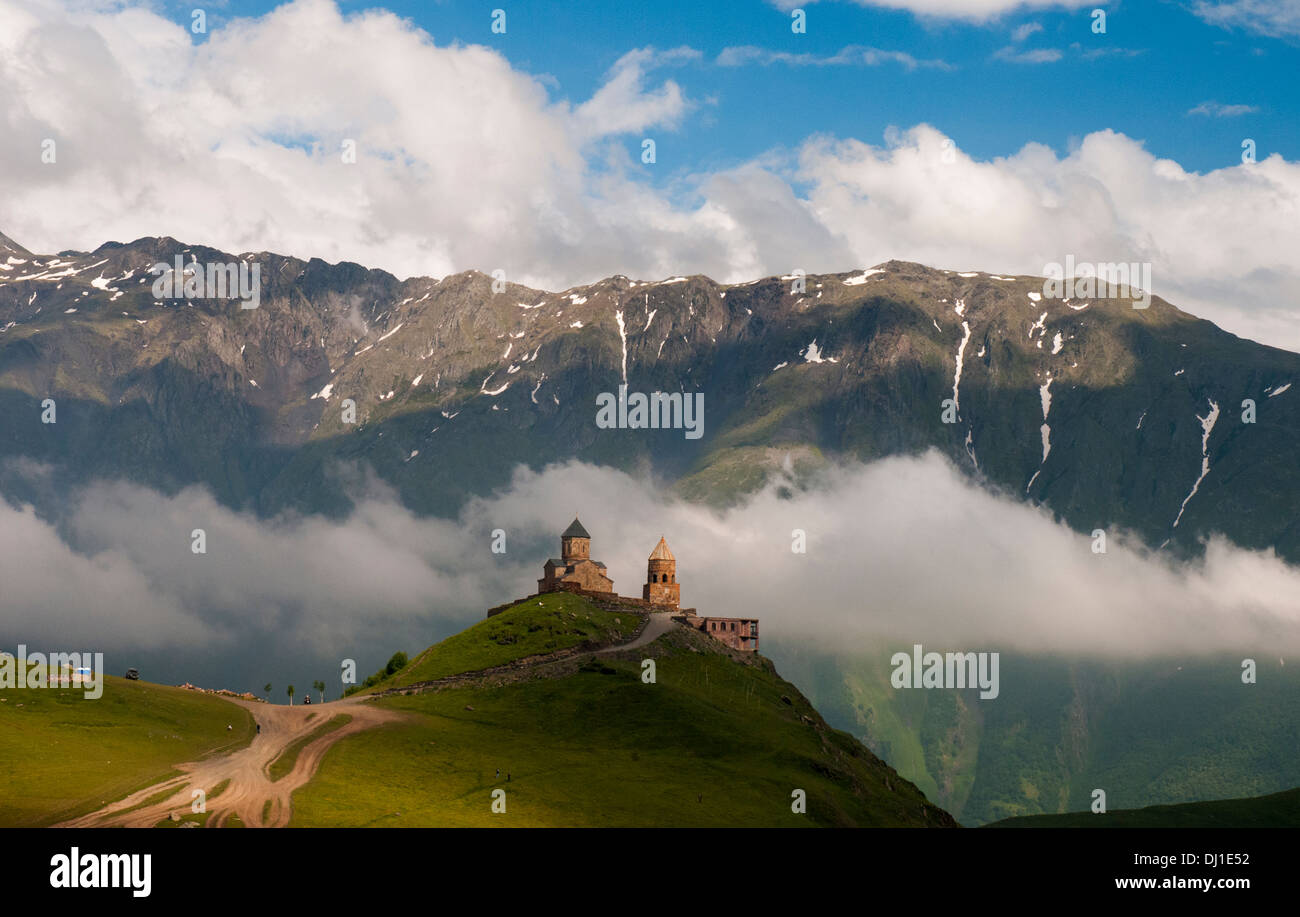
top-left (63, 614), bottom-right (678, 828)
top-left (599, 611), bottom-right (677, 652)
top-left (60, 695), bottom-right (403, 828)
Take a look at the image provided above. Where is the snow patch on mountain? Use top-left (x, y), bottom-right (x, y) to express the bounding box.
top-left (841, 269), bottom-right (885, 286)
top-left (615, 309), bottom-right (628, 384)
top-left (1029, 311), bottom-right (1048, 339)
top-left (951, 318), bottom-right (973, 418)
top-left (1172, 398), bottom-right (1221, 530)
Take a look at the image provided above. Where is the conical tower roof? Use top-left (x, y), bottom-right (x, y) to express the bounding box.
top-left (649, 536), bottom-right (674, 561)
top-left (562, 517), bottom-right (591, 539)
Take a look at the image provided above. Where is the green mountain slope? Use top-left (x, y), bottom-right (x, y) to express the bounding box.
top-left (3, 235), bottom-right (1299, 564)
top-left (0, 675), bottom-right (256, 826)
top-left (774, 646), bottom-right (1300, 826)
top-left (290, 594), bottom-right (957, 827)
top-left (987, 786), bottom-right (1300, 828)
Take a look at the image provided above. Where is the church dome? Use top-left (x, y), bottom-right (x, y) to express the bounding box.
top-left (648, 536), bottom-right (674, 561)
top-left (562, 517), bottom-right (591, 539)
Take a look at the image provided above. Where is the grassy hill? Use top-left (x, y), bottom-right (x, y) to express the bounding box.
top-left (291, 594), bottom-right (956, 827)
top-left (986, 786), bottom-right (1300, 828)
top-left (380, 592), bottom-right (641, 690)
top-left (0, 674), bottom-right (256, 826)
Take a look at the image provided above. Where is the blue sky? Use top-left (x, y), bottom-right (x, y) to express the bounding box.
top-left (193, 0), bottom-right (1298, 176)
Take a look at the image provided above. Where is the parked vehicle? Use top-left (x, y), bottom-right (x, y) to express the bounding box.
top-left (124, 668), bottom-right (140, 680)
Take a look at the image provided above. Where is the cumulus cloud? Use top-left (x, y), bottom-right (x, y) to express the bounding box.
top-left (5, 454), bottom-right (1300, 693)
top-left (571, 47), bottom-right (700, 141)
top-left (2, 0), bottom-right (1300, 353)
top-left (794, 124), bottom-right (1300, 353)
top-left (0, 0), bottom-right (699, 291)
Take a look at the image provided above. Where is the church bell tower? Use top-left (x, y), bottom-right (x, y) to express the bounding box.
top-left (643, 536), bottom-right (679, 608)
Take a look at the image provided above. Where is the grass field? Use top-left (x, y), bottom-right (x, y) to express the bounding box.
top-left (381, 592), bottom-right (642, 690)
top-left (292, 618), bottom-right (951, 828)
top-left (0, 675), bottom-right (255, 826)
top-left (269, 714), bottom-right (352, 782)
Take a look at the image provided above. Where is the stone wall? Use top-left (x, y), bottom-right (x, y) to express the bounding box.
top-left (487, 585), bottom-right (694, 618)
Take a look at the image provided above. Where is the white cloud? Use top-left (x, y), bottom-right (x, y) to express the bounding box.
top-left (572, 46), bottom-right (700, 141)
top-left (1188, 100), bottom-right (1261, 116)
top-left (717, 44), bottom-right (951, 70)
top-left (3, 0), bottom-right (1300, 353)
top-left (1193, 0), bottom-right (1300, 38)
top-left (0, 0), bottom-right (700, 291)
top-left (770, 0), bottom-right (1093, 21)
top-left (992, 45), bottom-right (1063, 62)
top-left (6, 455), bottom-right (1300, 672)
top-left (794, 124), bottom-right (1300, 352)
top-left (1011, 21), bottom-right (1044, 41)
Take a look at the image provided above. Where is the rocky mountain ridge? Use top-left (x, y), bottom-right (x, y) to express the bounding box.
top-left (2, 232), bottom-right (1297, 560)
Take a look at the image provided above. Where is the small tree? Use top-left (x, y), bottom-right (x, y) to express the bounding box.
top-left (385, 652), bottom-right (409, 676)
top-left (287, 684), bottom-right (295, 706)
top-left (264, 682), bottom-right (272, 701)
top-left (313, 680), bottom-right (325, 703)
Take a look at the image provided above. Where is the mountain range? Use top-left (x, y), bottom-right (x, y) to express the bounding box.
top-left (4, 229), bottom-right (1299, 825)
top-left (2, 229), bottom-right (1298, 560)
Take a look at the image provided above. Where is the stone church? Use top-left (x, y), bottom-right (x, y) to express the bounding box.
top-left (532, 517), bottom-right (758, 652)
top-left (538, 517), bottom-right (683, 611)
top-left (538, 517), bottom-right (615, 595)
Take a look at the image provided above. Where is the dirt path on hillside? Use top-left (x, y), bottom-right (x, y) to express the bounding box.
top-left (62, 613), bottom-right (678, 828)
top-left (59, 695), bottom-right (403, 828)
top-left (599, 611), bottom-right (677, 652)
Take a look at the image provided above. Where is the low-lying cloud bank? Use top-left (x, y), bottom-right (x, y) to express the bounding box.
top-left (3, 452), bottom-right (1299, 693)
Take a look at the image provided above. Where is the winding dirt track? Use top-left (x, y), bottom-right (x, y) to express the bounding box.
top-left (61, 613), bottom-right (679, 828)
top-left (599, 611), bottom-right (676, 652)
top-left (59, 695), bottom-right (403, 828)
